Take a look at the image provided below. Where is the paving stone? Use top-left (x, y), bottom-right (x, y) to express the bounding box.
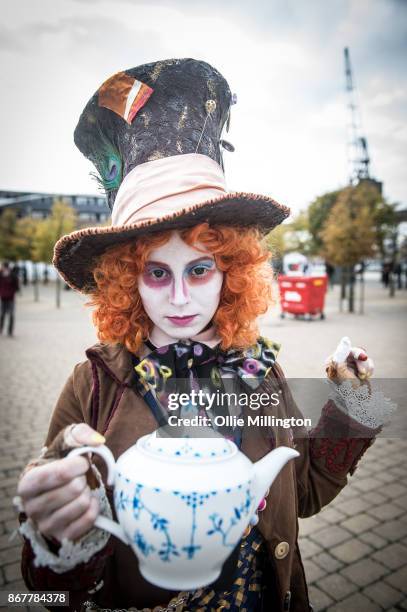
top-left (371, 542), bottom-right (407, 570)
top-left (340, 558), bottom-right (389, 587)
top-left (307, 585), bottom-right (334, 611)
top-left (6, 486), bottom-right (19, 497)
top-left (302, 558), bottom-right (327, 584)
top-left (316, 573), bottom-right (357, 601)
top-left (352, 477), bottom-right (384, 493)
top-left (392, 440), bottom-right (407, 452)
top-left (337, 496), bottom-right (373, 516)
top-left (4, 519), bottom-right (19, 533)
top-left (0, 546), bottom-right (22, 566)
top-left (379, 454), bottom-right (402, 468)
top-left (0, 477), bottom-right (19, 489)
top-left (374, 471), bottom-right (399, 484)
top-left (6, 469), bottom-right (25, 480)
top-left (310, 525), bottom-right (352, 548)
top-left (335, 486), bottom-right (359, 501)
top-left (367, 457), bottom-right (388, 468)
top-left (299, 515), bottom-right (328, 536)
top-left (0, 508), bottom-right (17, 522)
top-left (390, 466), bottom-right (407, 478)
top-left (362, 581), bottom-right (404, 609)
top-left (0, 495), bottom-right (16, 510)
top-left (327, 591), bottom-right (382, 612)
top-left (318, 507), bottom-right (347, 524)
top-left (368, 503), bottom-right (405, 521)
top-left (393, 494), bottom-right (407, 509)
top-left (4, 579), bottom-right (27, 592)
top-left (341, 513), bottom-right (380, 534)
top-left (331, 538), bottom-right (373, 563)
top-left (384, 565), bottom-right (407, 591)
top-left (359, 530), bottom-right (388, 550)
top-left (353, 470), bottom-right (374, 483)
top-left (298, 537), bottom-right (323, 559)
top-left (313, 551), bottom-right (344, 573)
top-left (4, 561), bottom-right (21, 583)
top-left (0, 459), bottom-right (25, 472)
top-left (363, 491), bottom-right (388, 506)
top-left (383, 483), bottom-right (407, 499)
top-left (373, 520), bottom-right (407, 542)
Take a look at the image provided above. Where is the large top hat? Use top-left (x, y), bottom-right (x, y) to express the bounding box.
top-left (53, 58), bottom-right (290, 292)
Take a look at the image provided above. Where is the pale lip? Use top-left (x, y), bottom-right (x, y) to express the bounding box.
top-left (166, 315), bottom-right (198, 327)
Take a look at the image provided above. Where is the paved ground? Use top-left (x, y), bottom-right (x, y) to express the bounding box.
top-left (0, 278), bottom-right (406, 611)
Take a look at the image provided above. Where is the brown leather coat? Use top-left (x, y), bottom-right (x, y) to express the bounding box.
top-left (20, 342), bottom-right (376, 612)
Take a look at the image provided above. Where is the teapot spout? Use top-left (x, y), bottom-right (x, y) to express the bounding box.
top-left (252, 446), bottom-right (300, 508)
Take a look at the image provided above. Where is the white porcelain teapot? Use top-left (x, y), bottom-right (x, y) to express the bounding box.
top-left (69, 429), bottom-right (299, 590)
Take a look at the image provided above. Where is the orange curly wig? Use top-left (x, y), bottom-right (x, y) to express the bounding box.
top-left (86, 223), bottom-right (274, 353)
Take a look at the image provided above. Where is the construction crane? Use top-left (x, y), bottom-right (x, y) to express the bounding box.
top-left (344, 47), bottom-right (370, 184)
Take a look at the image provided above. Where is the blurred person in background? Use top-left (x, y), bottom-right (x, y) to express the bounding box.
top-left (22, 264), bottom-right (28, 286)
top-left (325, 261), bottom-right (335, 289)
top-left (394, 261), bottom-right (402, 290)
top-left (0, 261), bottom-right (20, 337)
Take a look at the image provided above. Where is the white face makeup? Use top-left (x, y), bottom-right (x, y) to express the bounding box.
top-left (138, 232), bottom-right (224, 345)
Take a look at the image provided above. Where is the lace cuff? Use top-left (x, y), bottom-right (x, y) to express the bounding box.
top-left (328, 380), bottom-right (397, 430)
top-left (19, 464), bottom-right (112, 574)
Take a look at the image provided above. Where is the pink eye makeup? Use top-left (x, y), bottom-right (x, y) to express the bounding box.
top-left (141, 257), bottom-right (218, 289)
top-left (142, 263), bottom-right (172, 288)
top-left (187, 259), bottom-right (217, 284)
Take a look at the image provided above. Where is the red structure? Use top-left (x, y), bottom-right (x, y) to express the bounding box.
top-left (278, 275), bottom-right (328, 320)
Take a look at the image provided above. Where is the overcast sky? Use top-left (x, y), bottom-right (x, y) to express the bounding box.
top-left (1, 0), bottom-right (406, 215)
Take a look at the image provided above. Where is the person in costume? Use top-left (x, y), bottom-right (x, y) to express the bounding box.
top-left (16, 59), bottom-right (393, 612)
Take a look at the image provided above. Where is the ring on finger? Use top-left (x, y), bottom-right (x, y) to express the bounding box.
top-left (64, 423), bottom-right (81, 447)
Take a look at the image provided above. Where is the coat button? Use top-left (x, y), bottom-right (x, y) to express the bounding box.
top-left (275, 541), bottom-right (290, 559)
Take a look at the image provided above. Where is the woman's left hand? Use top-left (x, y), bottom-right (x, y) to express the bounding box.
top-left (326, 336), bottom-right (374, 385)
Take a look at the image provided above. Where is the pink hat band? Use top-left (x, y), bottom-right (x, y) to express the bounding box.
top-left (111, 153), bottom-right (228, 227)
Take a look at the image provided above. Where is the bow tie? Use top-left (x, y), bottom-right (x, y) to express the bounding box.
top-left (133, 337), bottom-right (280, 407)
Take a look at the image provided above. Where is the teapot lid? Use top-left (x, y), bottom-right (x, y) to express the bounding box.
top-left (138, 427), bottom-right (237, 462)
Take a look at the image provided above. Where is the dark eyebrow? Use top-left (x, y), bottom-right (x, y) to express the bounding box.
top-left (146, 257), bottom-right (214, 268)
top-left (145, 260), bottom-right (171, 269)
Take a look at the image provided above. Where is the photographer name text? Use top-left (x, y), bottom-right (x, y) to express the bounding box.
top-left (167, 414), bottom-right (312, 429)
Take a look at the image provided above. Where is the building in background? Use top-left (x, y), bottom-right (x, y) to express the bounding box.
top-left (0, 189), bottom-right (109, 224)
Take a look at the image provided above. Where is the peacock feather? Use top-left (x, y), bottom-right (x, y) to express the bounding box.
top-left (89, 123), bottom-right (123, 196)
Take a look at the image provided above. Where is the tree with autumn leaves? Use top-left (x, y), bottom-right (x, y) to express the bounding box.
top-left (320, 186), bottom-right (375, 312)
top-left (0, 200), bottom-right (77, 306)
top-left (310, 180), bottom-right (396, 311)
top-left (310, 181), bottom-right (395, 261)
top-left (33, 200), bottom-right (77, 306)
top-left (265, 180), bottom-right (396, 313)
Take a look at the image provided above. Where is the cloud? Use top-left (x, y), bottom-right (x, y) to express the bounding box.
top-left (0, 25), bottom-right (25, 52)
top-left (0, 0), bottom-right (405, 211)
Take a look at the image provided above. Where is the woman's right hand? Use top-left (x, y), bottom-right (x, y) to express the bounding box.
top-left (17, 424), bottom-right (106, 543)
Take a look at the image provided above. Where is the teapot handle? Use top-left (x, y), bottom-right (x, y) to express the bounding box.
top-left (67, 445), bottom-right (130, 546)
